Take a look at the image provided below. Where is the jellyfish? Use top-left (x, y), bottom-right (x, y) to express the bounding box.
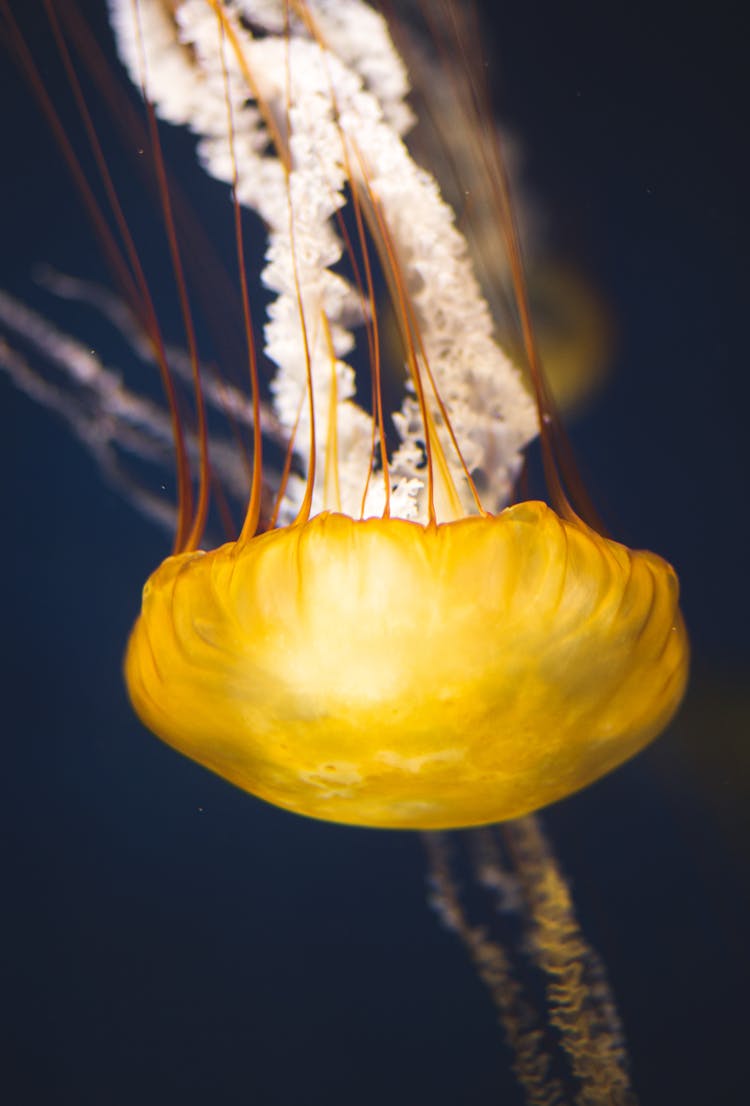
top-left (1, 0), bottom-right (687, 825)
top-left (0, 1), bottom-right (688, 1101)
top-left (104, 0), bottom-right (687, 831)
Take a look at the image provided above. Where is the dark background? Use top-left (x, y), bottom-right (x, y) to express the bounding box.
top-left (1, 2), bottom-right (748, 1104)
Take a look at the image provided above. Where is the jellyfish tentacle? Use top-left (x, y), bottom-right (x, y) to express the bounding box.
top-left (0, 289), bottom-right (282, 535)
top-left (110, 0), bottom-right (538, 523)
top-left (426, 822), bottom-right (640, 1106)
top-left (423, 831), bottom-right (569, 1106)
top-left (502, 817), bottom-right (639, 1106)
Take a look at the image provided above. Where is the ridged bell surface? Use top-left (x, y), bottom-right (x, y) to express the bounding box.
top-left (124, 502), bottom-right (688, 828)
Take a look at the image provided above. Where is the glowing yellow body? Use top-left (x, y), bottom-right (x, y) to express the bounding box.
top-left (124, 502), bottom-right (688, 829)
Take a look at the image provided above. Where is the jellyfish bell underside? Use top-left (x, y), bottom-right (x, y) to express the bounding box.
top-left (125, 502), bottom-right (688, 830)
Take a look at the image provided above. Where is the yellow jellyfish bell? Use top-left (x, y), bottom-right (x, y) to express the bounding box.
top-left (126, 505), bottom-right (686, 829)
top-left (116, 0), bottom-right (687, 830)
